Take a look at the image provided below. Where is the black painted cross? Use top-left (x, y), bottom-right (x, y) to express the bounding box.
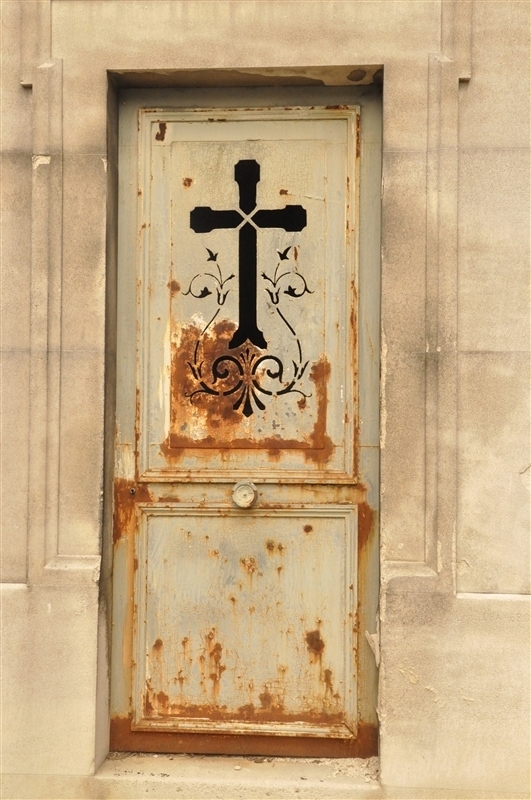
top-left (190, 159), bottom-right (307, 349)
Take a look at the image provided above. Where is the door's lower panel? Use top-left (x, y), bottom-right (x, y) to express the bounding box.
top-left (130, 506), bottom-right (358, 743)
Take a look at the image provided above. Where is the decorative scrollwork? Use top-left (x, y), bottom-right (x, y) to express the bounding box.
top-left (262, 248), bottom-right (313, 305)
top-left (183, 250), bottom-right (234, 306)
top-left (187, 345), bottom-right (310, 418)
top-left (184, 159), bottom-right (313, 417)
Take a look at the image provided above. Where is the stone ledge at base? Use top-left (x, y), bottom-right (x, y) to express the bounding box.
top-left (1, 754), bottom-right (530, 800)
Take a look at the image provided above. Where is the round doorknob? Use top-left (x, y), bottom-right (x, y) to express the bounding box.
top-left (232, 481), bottom-right (258, 508)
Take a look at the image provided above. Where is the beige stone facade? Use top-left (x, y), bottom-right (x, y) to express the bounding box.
top-left (1, 1), bottom-right (529, 797)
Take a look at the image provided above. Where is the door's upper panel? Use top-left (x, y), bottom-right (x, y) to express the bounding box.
top-left (137, 110), bottom-right (358, 482)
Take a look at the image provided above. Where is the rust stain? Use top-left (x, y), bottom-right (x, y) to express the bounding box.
top-left (113, 478), bottom-right (152, 544)
top-left (259, 690), bottom-right (275, 710)
top-left (350, 279), bottom-right (359, 353)
top-left (240, 556), bottom-right (258, 576)
top-left (155, 121), bottom-right (167, 141)
top-left (279, 188), bottom-right (288, 195)
top-left (323, 668), bottom-right (334, 695)
top-left (356, 113), bottom-right (361, 160)
top-left (168, 279), bottom-right (181, 294)
top-left (182, 177), bottom-right (193, 188)
top-left (152, 638), bottom-right (163, 652)
top-left (162, 320), bottom-right (333, 464)
top-left (325, 104), bottom-right (350, 110)
top-left (306, 629), bottom-right (326, 659)
top-left (356, 497), bottom-right (377, 692)
top-left (166, 320), bottom-right (241, 444)
top-left (308, 358), bottom-right (334, 462)
top-left (238, 703), bottom-right (255, 716)
top-left (204, 629), bottom-right (226, 697)
top-left (303, 524), bottom-right (313, 534)
top-left (156, 690), bottom-right (169, 709)
top-left (358, 501), bottom-right (374, 553)
top-left (111, 714), bottom-right (378, 757)
top-left (265, 540), bottom-right (285, 555)
top-left (138, 696), bottom-right (344, 726)
top-left (143, 694), bottom-right (154, 716)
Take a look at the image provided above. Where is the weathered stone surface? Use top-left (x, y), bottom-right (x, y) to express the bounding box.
top-left (458, 148), bottom-right (530, 352)
top-left (1, 0), bottom-right (529, 796)
top-left (380, 350), bottom-right (426, 563)
top-left (1, 583), bottom-right (99, 776)
top-left (459, 0), bottom-right (530, 150)
top-left (380, 592), bottom-right (531, 795)
top-left (457, 352), bottom-right (530, 594)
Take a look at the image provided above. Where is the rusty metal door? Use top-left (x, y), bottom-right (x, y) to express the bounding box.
top-left (111, 104), bottom-right (377, 757)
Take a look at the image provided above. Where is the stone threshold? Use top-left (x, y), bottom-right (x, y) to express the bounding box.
top-left (2, 755), bottom-right (529, 800)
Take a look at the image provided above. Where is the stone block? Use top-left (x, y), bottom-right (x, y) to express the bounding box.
top-left (381, 350), bottom-right (426, 562)
top-left (0, 0), bottom-right (32, 154)
top-left (52, 0), bottom-right (438, 153)
top-left (60, 68), bottom-right (109, 156)
top-left (61, 155), bottom-right (108, 350)
top-left (457, 352), bottom-right (530, 594)
top-left (380, 592), bottom-right (531, 795)
top-left (381, 58), bottom-right (430, 153)
top-left (381, 150), bottom-right (428, 353)
top-left (0, 153), bottom-right (32, 349)
top-left (0, 583), bottom-right (99, 775)
top-left (458, 148), bottom-right (530, 352)
top-left (459, 0), bottom-right (530, 150)
top-left (0, 350), bottom-right (30, 583)
top-left (57, 350), bottom-right (105, 558)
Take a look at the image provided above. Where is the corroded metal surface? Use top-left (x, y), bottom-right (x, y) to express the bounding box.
top-left (135, 112), bottom-right (356, 481)
top-left (132, 507), bottom-right (357, 737)
top-left (166, 318), bottom-right (334, 460)
top-left (111, 106), bottom-right (376, 757)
